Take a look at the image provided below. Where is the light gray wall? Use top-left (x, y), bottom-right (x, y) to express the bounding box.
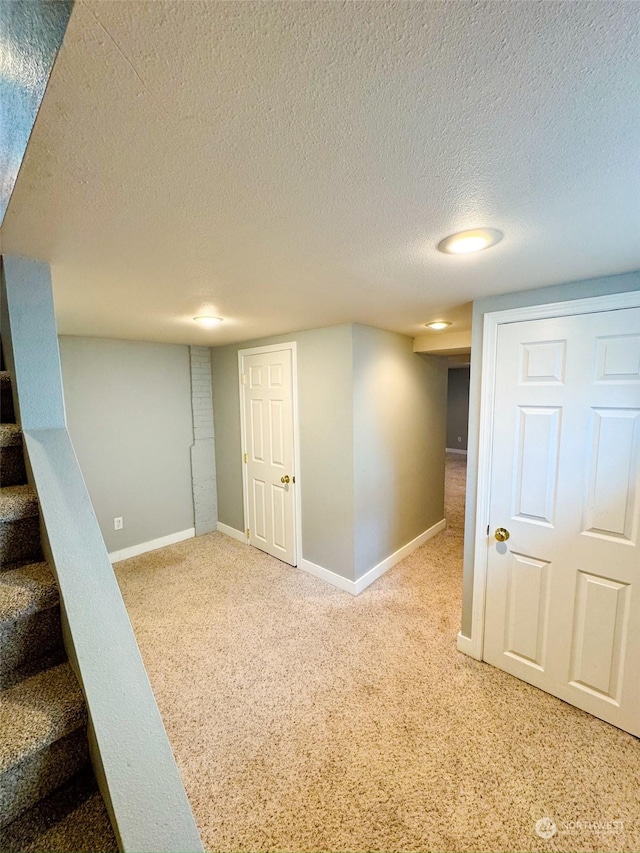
top-left (211, 325), bottom-right (356, 579)
top-left (213, 323), bottom-right (447, 583)
top-left (59, 336), bottom-right (195, 553)
top-left (297, 327), bottom-right (355, 577)
top-left (461, 270), bottom-right (640, 638)
top-left (210, 344), bottom-right (245, 532)
top-left (352, 325), bottom-right (447, 579)
top-left (446, 367), bottom-right (470, 451)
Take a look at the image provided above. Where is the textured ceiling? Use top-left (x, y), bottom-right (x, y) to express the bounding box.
top-left (2, 0), bottom-right (639, 345)
top-left (0, 0), bottom-right (72, 222)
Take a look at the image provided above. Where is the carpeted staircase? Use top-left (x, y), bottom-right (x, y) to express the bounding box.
top-left (0, 361), bottom-right (117, 852)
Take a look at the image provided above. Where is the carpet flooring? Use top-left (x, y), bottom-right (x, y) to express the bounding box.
top-left (115, 456), bottom-right (640, 853)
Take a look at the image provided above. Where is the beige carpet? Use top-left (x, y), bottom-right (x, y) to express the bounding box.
top-left (115, 456), bottom-right (640, 853)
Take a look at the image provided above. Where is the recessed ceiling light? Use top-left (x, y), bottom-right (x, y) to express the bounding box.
top-left (193, 316), bottom-right (223, 327)
top-left (425, 321), bottom-right (452, 331)
top-left (438, 228), bottom-right (503, 255)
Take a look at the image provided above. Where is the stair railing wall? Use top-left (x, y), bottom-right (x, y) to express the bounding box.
top-left (1, 255), bottom-right (204, 853)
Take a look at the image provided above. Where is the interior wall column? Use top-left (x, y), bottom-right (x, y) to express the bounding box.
top-left (189, 346), bottom-right (217, 534)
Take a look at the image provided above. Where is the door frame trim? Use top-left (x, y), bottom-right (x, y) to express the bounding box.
top-left (238, 342), bottom-right (302, 566)
top-left (469, 289), bottom-right (640, 660)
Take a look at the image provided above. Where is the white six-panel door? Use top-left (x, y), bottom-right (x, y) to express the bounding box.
top-left (483, 307), bottom-right (640, 736)
top-left (240, 346), bottom-right (296, 566)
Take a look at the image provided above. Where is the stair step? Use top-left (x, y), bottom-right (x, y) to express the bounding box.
top-left (0, 664), bottom-right (88, 828)
top-left (0, 449), bottom-right (27, 488)
top-left (1, 372), bottom-right (15, 424)
top-left (0, 765), bottom-right (118, 852)
top-left (0, 426), bottom-right (26, 489)
top-left (0, 564), bottom-right (58, 623)
top-left (0, 565), bottom-right (63, 688)
top-left (0, 424), bottom-right (22, 448)
top-left (0, 487), bottom-right (41, 570)
top-left (0, 647), bottom-right (68, 692)
top-left (0, 487), bottom-right (38, 523)
top-left (0, 664), bottom-right (86, 773)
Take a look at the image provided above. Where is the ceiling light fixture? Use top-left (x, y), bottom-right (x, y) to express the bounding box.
top-left (437, 228), bottom-right (503, 255)
top-left (193, 316), bottom-right (224, 327)
top-left (425, 321), bottom-right (452, 331)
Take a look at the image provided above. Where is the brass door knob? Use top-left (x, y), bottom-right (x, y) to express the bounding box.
top-left (494, 527), bottom-right (510, 542)
top-left (280, 475), bottom-right (291, 484)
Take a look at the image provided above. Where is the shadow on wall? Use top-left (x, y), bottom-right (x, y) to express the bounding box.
top-left (446, 366), bottom-right (470, 452)
top-left (352, 327), bottom-right (446, 578)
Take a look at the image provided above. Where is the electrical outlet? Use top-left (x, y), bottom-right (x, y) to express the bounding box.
top-left (457, 436), bottom-right (462, 443)
top-left (114, 517), bottom-right (123, 530)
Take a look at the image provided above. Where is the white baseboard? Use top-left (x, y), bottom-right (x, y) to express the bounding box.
top-left (109, 528), bottom-right (195, 563)
top-left (299, 518), bottom-right (447, 596)
top-left (456, 631), bottom-right (481, 659)
top-left (354, 518), bottom-right (446, 594)
top-left (299, 558), bottom-right (356, 594)
top-left (446, 448), bottom-right (467, 455)
top-left (216, 522), bottom-right (247, 543)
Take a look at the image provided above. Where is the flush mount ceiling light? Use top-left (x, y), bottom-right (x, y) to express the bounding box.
top-left (193, 316), bottom-right (224, 327)
top-left (437, 228), bottom-right (503, 255)
top-left (425, 321), bottom-right (452, 331)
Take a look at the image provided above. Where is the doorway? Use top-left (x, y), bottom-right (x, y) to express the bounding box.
top-left (446, 365), bottom-right (470, 454)
top-left (238, 343), bottom-right (301, 566)
top-left (472, 292), bottom-right (640, 736)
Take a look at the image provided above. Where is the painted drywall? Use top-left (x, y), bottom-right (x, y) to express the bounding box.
top-left (0, 257), bottom-right (66, 428)
top-left (460, 270), bottom-right (640, 639)
top-left (211, 325), bottom-right (355, 579)
top-left (213, 323), bottom-right (447, 583)
top-left (352, 325), bottom-right (446, 579)
top-left (446, 367), bottom-right (470, 451)
top-left (59, 337), bottom-right (194, 552)
top-left (210, 344), bottom-right (245, 533)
